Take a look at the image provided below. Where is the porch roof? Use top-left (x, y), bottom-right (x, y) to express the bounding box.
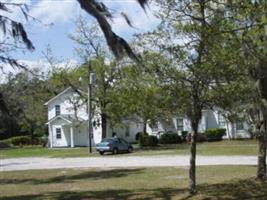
top-left (46, 114), bottom-right (86, 125)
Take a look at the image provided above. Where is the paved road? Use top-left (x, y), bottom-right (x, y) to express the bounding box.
top-left (0, 156), bottom-right (258, 172)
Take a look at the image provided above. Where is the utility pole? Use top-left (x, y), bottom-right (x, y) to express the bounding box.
top-left (88, 62), bottom-right (93, 154)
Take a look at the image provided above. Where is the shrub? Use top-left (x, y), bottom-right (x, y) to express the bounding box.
top-left (181, 131), bottom-right (188, 141)
top-left (186, 133), bottom-right (207, 142)
top-left (196, 133), bottom-right (207, 142)
top-left (40, 135), bottom-right (48, 147)
top-left (31, 137), bottom-right (40, 145)
top-left (147, 135), bottom-right (159, 146)
top-left (138, 133), bottom-right (149, 147)
top-left (3, 136), bottom-right (31, 146)
top-left (159, 132), bottom-right (182, 144)
top-left (0, 141), bottom-right (11, 149)
top-left (204, 128), bottom-right (226, 141)
top-left (135, 132), bottom-right (143, 141)
top-left (139, 133), bottom-right (158, 147)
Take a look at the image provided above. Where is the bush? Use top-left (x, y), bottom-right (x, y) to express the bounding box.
top-left (204, 128), bottom-right (226, 141)
top-left (40, 135), bottom-right (48, 147)
top-left (3, 136), bottom-right (31, 146)
top-left (139, 133), bottom-right (158, 147)
top-left (31, 137), bottom-right (48, 146)
top-left (135, 132), bottom-right (143, 141)
top-left (1, 135), bottom-right (47, 147)
top-left (186, 133), bottom-right (207, 142)
top-left (159, 132), bottom-right (182, 144)
top-left (181, 131), bottom-right (188, 141)
top-left (138, 133), bottom-right (149, 147)
top-left (0, 141), bottom-right (11, 149)
top-left (196, 133), bottom-right (207, 142)
top-left (147, 135), bottom-right (159, 146)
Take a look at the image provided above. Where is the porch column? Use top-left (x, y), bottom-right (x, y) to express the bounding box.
top-left (49, 123), bottom-right (53, 148)
top-left (70, 126), bottom-right (74, 148)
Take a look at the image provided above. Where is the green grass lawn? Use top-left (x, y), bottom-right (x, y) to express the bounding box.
top-left (0, 146), bottom-right (99, 158)
top-left (0, 140), bottom-right (258, 158)
top-left (134, 139), bottom-right (258, 156)
top-left (0, 166), bottom-right (266, 200)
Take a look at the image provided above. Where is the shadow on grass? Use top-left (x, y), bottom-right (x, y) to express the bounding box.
top-left (2, 178), bottom-right (267, 200)
top-left (0, 168), bottom-right (144, 185)
top-left (195, 178), bottom-right (267, 200)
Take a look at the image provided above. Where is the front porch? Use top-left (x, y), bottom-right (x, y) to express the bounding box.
top-left (47, 115), bottom-right (89, 148)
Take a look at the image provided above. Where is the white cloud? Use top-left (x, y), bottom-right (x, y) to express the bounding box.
top-left (104, 1), bottom-right (160, 36)
top-left (3, 0), bottom-right (159, 34)
top-left (29, 0), bottom-right (159, 34)
top-left (0, 0), bottom-right (160, 64)
top-left (4, 0), bottom-right (159, 36)
top-left (29, 0), bottom-right (81, 24)
top-left (0, 0), bottom-right (31, 23)
top-left (1, 59), bottom-right (79, 83)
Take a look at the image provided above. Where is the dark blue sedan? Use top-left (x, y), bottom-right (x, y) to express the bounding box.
top-left (96, 137), bottom-right (133, 155)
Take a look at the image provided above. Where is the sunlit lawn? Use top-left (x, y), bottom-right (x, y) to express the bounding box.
top-left (0, 140), bottom-right (258, 158)
top-left (1, 166), bottom-right (266, 200)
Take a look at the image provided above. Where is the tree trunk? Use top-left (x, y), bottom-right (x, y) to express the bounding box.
top-left (226, 120), bottom-right (231, 140)
top-left (31, 129), bottom-right (34, 146)
top-left (257, 110), bottom-right (267, 179)
top-left (257, 132), bottom-right (266, 179)
top-left (230, 121), bottom-right (235, 139)
top-left (143, 119), bottom-right (147, 134)
top-left (189, 119), bottom-right (200, 194)
top-left (101, 113), bottom-right (107, 139)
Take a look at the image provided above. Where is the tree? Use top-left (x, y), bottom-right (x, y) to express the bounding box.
top-left (226, 1), bottom-right (267, 179)
top-left (138, 0), bottom-right (247, 193)
top-left (80, 0), bottom-right (266, 187)
top-left (113, 52), bottom-right (172, 134)
top-left (0, 71), bottom-right (51, 141)
top-left (152, 1), bottom-right (210, 193)
top-left (90, 58), bottom-right (121, 139)
top-left (70, 17), bottom-right (123, 139)
top-left (0, 2), bottom-right (34, 114)
top-left (210, 64), bottom-right (254, 140)
top-left (19, 74), bottom-right (50, 142)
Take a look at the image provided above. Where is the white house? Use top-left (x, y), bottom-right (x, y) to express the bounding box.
top-left (45, 87), bottom-right (145, 148)
top-left (45, 88), bottom-right (251, 148)
top-left (147, 110), bottom-right (251, 139)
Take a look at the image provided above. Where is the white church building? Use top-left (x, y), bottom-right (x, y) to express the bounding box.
top-left (45, 87), bottom-right (250, 148)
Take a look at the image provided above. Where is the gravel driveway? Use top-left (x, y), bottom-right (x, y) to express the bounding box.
top-left (0, 155), bottom-right (257, 172)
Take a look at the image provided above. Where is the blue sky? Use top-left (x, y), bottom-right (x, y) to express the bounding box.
top-left (10, 0), bottom-right (159, 63)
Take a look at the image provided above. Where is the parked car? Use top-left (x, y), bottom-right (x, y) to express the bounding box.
top-left (96, 137), bottom-right (133, 155)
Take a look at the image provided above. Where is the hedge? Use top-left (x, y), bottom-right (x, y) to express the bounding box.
top-left (181, 131), bottom-right (189, 141)
top-left (3, 136), bottom-right (31, 146)
top-left (139, 134), bottom-right (159, 147)
top-left (159, 132), bottom-right (182, 144)
top-left (204, 128), bottom-right (226, 141)
top-left (186, 133), bottom-right (207, 142)
top-left (135, 132), bottom-right (143, 141)
top-left (1, 135), bottom-right (47, 146)
top-left (147, 135), bottom-right (159, 146)
top-left (0, 141), bottom-right (11, 148)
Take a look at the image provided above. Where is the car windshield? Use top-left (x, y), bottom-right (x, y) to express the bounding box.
top-left (101, 138), bottom-right (113, 143)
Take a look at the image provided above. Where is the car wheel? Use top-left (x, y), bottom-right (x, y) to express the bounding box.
top-left (113, 148), bottom-right (118, 154)
top-left (99, 151), bottom-right (104, 155)
top-left (128, 146), bottom-right (133, 153)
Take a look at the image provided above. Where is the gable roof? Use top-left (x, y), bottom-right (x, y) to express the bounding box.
top-left (46, 114), bottom-right (86, 124)
top-left (60, 114), bottom-right (85, 122)
top-left (44, 87), bottom-right (87, 106)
